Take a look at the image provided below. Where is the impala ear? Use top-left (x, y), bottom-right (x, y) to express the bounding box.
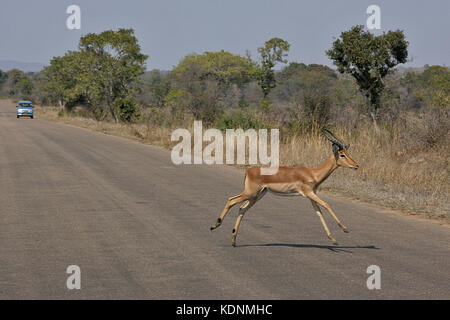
top-left (346, 144), bottom-right (350, 150)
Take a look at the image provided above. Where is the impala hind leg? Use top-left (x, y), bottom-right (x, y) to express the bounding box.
top-left (310, 199), bottom-right (339, 245)
top-left (231, 199), bottom-right (256, 247)
top-left (308, 192), bottom-right (349, 233)
top-left (210, 194), bottom-right (247, 231)
top-left (232, 188), bottom-right (267, 246)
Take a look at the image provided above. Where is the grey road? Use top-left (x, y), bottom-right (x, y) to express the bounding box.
top-left (0, 99), bottom-right (448, 299)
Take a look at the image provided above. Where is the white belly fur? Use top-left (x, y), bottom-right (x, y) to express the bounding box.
top-left (265, 183), bottom-right (306, 197)
top-left (269, 190), bottom-right (306, 197)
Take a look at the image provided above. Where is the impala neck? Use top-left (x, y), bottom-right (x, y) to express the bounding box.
top-left (311, 155), bottom-right (338, 185)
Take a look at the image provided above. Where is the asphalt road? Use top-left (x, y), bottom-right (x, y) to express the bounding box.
top-left (0, 99), bottom-right (449, 299)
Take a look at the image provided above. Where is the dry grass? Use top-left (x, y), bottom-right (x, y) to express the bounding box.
top-left (37, 106), bottom-right (449, 222)
top-left (279, 128), bottom-right (449, 220)
top-left (37, 106), bottom-right (174, 147)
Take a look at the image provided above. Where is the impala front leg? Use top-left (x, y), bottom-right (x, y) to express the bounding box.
top-left (308, 192), bottom-right (349, 233)
top-left (310, 200), bottom-right (339, 245)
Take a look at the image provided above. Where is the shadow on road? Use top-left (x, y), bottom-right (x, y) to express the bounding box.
top-left (237, 243), bottom-right (379, 253)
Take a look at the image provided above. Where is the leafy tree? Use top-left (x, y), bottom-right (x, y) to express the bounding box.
top-left (78, 29), bottom-right (148, 122)
top-left (171, 50), bottom-right (258, 123)
top-left (273, 62), bottom-right (337, 102)
top-left (149, 81), bottom-right (171, 107)
top-left (14, 78), bottom-right (33, 97)
top-left (7, 69), bottom-right (27, 84)
top-left (44, 29), bottom-right (147, 122)
top-left (164, 89), bottom-right (191, 122)
top-left (5, 69), bottom-right (28, 96)
top-left (172, 50), bottom-right (258, 87)
top-left (326, 25), bottom-right (408, 128)
top-left (43, 51), bottom-right (87, 108)
top-left (257, 37), bottom-right (290, 97)
top-left (139, 70), bottom-right (171, 108)
top-left (402, 65), bottom-right (450, 110)
top-left (164, 89), bottom-right (190, 108)
top-left (0, 69), bottom-right (7, 86)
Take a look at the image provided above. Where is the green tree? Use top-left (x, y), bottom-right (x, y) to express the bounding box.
top-left (140, 70), bottom-right (171, 108)
top-left (0, 69), bottom-right (7, 86)
top-left (78, 29), bottom-right (148, 122)
top-left (150, 81), bottom-right (171, 107)
top-left (14, 78), bottom-right (33, 97)
top-left (6, 69), bottom-right (28, 96)
top-left (257, 37), bottom-right (290, 97)
top-left (326, 25), bottom-right (408, 128)
top-left (7, 69), bottom-right (27, 84)
top-left (44, 29), bottom-right (148, 122)
top-left (43, 51), bottom-right (87, 108)
top-left (172, 50), bottom-right (258, 87)
top-left (402, 65), bottom-right (450, 110)
top-left (273, 62), bottom-right (337, 102)
top-left (171, 50), bottom-right (258, 123)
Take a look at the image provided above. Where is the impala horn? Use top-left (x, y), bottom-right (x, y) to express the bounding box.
top-left (322, 129), bottom-right (349, 150)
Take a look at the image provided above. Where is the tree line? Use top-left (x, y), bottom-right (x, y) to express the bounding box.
top-left (0, 26), bottom-right (448, 139)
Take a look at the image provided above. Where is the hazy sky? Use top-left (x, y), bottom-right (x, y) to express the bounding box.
top-left (0, 0), bottom-right (449, 70)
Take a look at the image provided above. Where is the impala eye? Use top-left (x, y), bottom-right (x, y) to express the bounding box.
top-left (340, 154), bottom-right (346, 158)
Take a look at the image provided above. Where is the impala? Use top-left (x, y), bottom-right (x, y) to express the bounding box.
top-left (210, 129), bottom-right (359, 246)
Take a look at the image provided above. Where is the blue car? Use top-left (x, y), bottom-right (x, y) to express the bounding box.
top-left (17, 100), bottom-right (34, 119)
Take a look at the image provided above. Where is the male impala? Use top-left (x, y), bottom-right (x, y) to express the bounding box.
top-left (210, 129), bottom-right (359, 246)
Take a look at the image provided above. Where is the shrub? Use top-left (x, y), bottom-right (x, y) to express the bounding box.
top-left (112, 96), bottom-right (141, 123)
top-left (215, 108), bottom-right (269, 131)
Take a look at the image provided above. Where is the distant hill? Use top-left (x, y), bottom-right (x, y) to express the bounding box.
top-left (0, 60), bottom-right (46, 73)
top-left (394, 65), bottom-right (429, 76)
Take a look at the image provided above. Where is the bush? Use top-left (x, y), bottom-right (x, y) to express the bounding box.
top-left (147, 107), bottom-right (167, 127)
top-left (215, 108), bottom-right (269, 131)
top-left (414, 109), bottom-right (449, 149)
top-left (258, 97), bottom-right (274, 114)
top-left (112, 96), bottom-right (141, 123)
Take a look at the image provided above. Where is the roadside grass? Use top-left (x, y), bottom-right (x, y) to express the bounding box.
top-left (36, 106), bottom-right (449, 223)
top-left (37, 106), bottom-right (174, 147)
top-left (280, 129), bottom-right (449, 221)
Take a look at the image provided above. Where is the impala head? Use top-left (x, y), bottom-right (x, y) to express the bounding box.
top-left (322, 129), bottom-right (359, 170)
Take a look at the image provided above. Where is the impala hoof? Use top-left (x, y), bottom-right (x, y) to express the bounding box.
top-left (329, 237), bottom-right (338, 245)
top-left (210, 223), bottom-right (220, 231)
top-left (211, 219), bottom-right (221, 231)
top-left (343, 228), bottom-right (350, 233)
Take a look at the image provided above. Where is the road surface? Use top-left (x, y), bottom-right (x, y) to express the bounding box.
top-left (0, 99), bottom-right (448, 299)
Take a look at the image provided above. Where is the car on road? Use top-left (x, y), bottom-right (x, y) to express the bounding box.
top-left (17, 100), bottom-right (34, 119)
